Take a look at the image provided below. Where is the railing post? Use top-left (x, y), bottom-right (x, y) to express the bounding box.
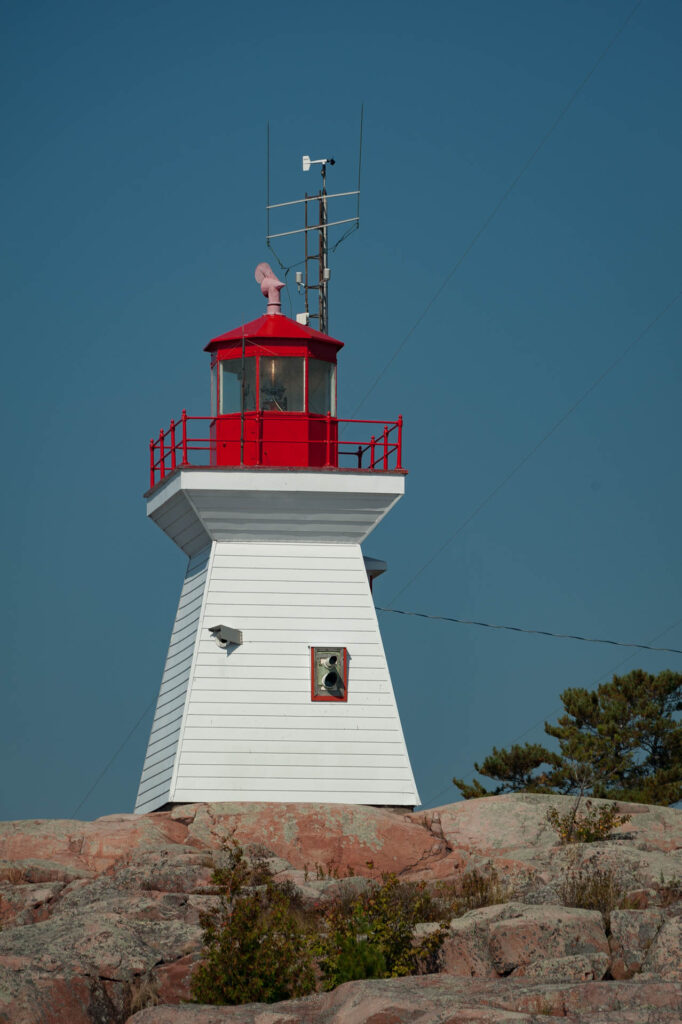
top-left (370, 435), bottom-right (376, 470)
top-left (256, 410), bottom-right (261, 466)
top-left (382, 425), bottom-right (389, 470)
top-left (396, 416), bottom-right (403, 470)
top-left (149, 440), bottom-right (155, 488)
top-left (325, 411), bottom-right (331, 467)
top-left (159, 429), bottom-right (165, 480)
top-left (356, 445), bottom-right (362, 469)
top-left (170, 419), bottom-right (176, 470)
top-left (181, 409), bottom-right (188, 466)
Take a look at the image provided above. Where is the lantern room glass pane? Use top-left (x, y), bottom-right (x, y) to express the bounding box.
top-left (308, 359), bottom-right (336, 415)
top-left (219, 359), bottom-right (256, 413)
top-left (259, 357), bottom-right (304, 412)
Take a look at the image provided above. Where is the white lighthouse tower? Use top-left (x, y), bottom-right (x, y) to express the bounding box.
top-left (135, 264), bottom-right (419, 813)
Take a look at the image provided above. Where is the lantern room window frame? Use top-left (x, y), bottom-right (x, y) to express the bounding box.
top-left (213, 346), bottom-right (337, 419)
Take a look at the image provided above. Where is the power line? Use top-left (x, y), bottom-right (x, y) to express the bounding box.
top-left (487, 614), bottom-right (682, 753)
top-left (418, 613), bottom-right (682, 808)
top-left (71, 696), bottom-right (157, 818)
top-left (377, 607), bottom-right (682, 656)
top-left (387, 282), bottom-right (682, 605)
top-left (351, 0), bottom-right (642, 416)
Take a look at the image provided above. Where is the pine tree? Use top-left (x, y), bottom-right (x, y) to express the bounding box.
top-left (453, 670), bottom-right (682, 806)
top-left (453, 743), bottom-right (564, 800)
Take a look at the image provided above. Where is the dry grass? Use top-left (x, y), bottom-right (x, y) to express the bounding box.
top-left (0, 865), bottom-right (27, 885)
top-left (129, 975), bottom-right (160, 1013)
top-left (558, 860), bottom-right (624, 931)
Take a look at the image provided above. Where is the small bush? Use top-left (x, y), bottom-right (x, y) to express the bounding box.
top-left (319, 873), bottom-right (448, 989)
top-left (546, 800), bottom-right (631, 844)
top-left (190, 841), bottom-right (317, 1005)
top-left (322, 934), bottom-right (387, 986)
top-left (559, 862), bottom-right (624, 930)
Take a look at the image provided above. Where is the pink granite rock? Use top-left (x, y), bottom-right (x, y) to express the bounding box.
top-left (608, 908), bottom-right (663, 979)
top-left (181, 802), bottom-right (449, 877)
top-left (0, 814), bottom-right (191, 876)
top-left (487, 905), bottom-right (608, 974)
top-left (125, 975), bottom-right (682, 1024)
top-left (512, 952), bottom-right (609, 982)
top-left (441, 904), bottom-right (504, 978)
top-left (641, 919), bottom-right (682, 981)
top-left (0, 794), bottom-right (680, 1024)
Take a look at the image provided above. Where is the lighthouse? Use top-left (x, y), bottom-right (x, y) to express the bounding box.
top-left (135, 264), bottom-right (419, 813)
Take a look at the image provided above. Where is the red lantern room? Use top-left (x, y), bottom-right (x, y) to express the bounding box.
top-left (148, 263), bottom-right (403, 486)
top-left (205, 312), bottom-right (343, 469)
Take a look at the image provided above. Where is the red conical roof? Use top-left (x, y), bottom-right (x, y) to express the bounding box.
top-left (205, 313), bottom-right (344, 352)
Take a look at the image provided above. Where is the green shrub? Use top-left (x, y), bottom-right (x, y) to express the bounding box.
top-left (546, 800), bottom-right (631, 844)
top-left (324, 934), bottom-right (387, 985)
top-left (319, 873), bottom-right (448, 989)
top-left (192, 844), bottom-right (452, 1002)
top-left (190, 842), bottom-right (317, 1005)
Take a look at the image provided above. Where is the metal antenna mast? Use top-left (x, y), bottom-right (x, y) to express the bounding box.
top-left (302, 155), bottom-right (334, 334)
top-left (266, 118), bottom-right (363, 335)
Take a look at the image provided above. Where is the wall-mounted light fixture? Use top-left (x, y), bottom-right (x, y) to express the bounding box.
top-left (209, 624), bottom-right (243, 649)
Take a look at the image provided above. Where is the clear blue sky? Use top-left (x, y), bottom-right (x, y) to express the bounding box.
top-left (2, 0), bottom-right (681, 820)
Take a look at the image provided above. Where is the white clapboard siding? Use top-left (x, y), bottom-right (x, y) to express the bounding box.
top-left (137, 470), bottom-right (418, 810)
top-left (153, 539), bottom-right (419, 808)
top-left (134, 546), bottom-right (210, 814)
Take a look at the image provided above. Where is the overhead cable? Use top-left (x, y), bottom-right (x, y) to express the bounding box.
top-left (376, 607), bottom-right (682, 656)
top-left (71, 696), bottom-right (157, 818)
top-left (419, 612), bottom-right (682, 809)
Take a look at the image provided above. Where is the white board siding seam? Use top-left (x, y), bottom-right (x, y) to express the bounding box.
top-left (137, 769), bottom-right (174, 796)
top-left (168, 540), bottom-right (217, 803)
top-left (143, 734), bottom-right (181, 760)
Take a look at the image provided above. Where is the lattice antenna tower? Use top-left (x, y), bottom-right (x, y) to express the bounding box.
top-left (266, 110), bottom-right (363, 335)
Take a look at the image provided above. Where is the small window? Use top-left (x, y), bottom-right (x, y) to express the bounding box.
top-left (260, 357), bottom-right (304, 412)
top-left (308, 359), bottom-right (336, 415)
top-left (220, 359), bottom-right (256, 414)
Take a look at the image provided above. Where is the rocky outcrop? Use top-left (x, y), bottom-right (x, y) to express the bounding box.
top-left (0, 794), bottom-right (680, 1024)
top-left (129, 975), bottom-right (682, 1024)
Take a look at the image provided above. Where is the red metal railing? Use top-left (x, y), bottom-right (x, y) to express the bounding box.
top-left (148, 411), bottom-right (404, 488)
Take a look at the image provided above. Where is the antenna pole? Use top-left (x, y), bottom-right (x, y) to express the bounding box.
top-left (304, 192), bottom-right (310, 324)
top-left (319, 162), bottom-right (329, 334)
top-left (240, 331), bottom-right (246, 466)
